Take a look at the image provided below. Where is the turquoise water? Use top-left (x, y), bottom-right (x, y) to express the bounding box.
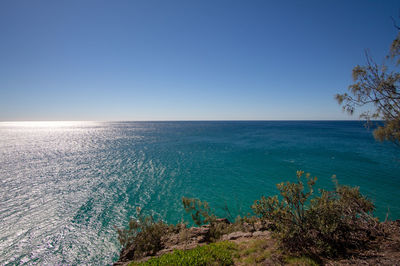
top-left (0, 121), bottom-right (399, 265)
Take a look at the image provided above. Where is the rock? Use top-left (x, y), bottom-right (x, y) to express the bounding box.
top-left (118, 244), bottom-right (136, 262)
top-left (221, 231), bottom-right (252, 241)
top-left (215, 218), bottom-right (230, 224)
top-left (190, 226), bottom-right (209, 235)
top-left (252, 230), bottom-right (270, 238)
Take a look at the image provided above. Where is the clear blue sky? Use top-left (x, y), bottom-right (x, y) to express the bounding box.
top-left (0, 0), bottom-right (398, 121)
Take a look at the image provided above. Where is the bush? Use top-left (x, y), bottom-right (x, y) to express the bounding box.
top-left (182, 197), bottom-right (238, 241)
top-left (252, 171), bottom-right (380, 257)
top-left (182, 197), bottom-right (217, 226)
top-left (131, 241), bottom-right (237, 266)
top-left (116, 207), bottom-right (179, 259)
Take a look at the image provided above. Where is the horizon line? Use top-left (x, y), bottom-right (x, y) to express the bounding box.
top-left (0, 119), bottom-right (379, 123)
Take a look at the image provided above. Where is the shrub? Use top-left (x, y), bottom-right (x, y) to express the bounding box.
top-left (182, 197), bottom-right (217, 226)
top-left (252, 171), bottom-right (379, 257)
top-left (131, 241), bottom-right (237, 266)
top-left (182, 197), bottom-right (236, 241)
top-left (116, 207), bottom-right (179, 259)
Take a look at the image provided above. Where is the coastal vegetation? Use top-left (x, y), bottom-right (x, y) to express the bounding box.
top-left (336, 28), bottom-right (400, 145)
top-left (116, 171), bottom-right (399, 265)
top-left (129, 240), bottom-right (319, 266)
top-left (252, 171), bottom-right (378, 257)
top-left (130, 241), bottom-right (237, 266)
top-left (116, 207), bottom-right (182, 260)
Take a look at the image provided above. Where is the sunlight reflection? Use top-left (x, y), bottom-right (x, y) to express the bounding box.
top-left (0, 121), bottom-right (95, 128)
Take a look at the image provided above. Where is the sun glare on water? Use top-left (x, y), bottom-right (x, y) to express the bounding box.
top-left (0, 121), bottom-right (94, 128)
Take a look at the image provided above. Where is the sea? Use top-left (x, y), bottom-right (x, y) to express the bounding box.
top-left (0, 121), bottom-right (399, 265)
